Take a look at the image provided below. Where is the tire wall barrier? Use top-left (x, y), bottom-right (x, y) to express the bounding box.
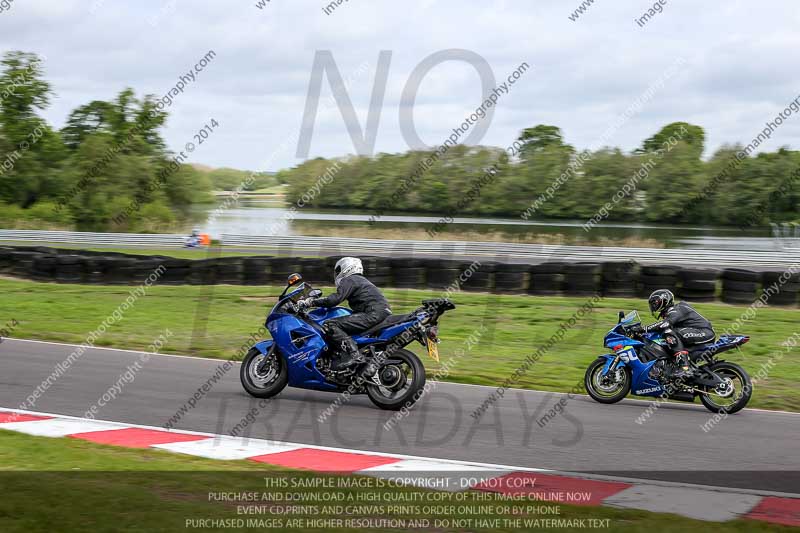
top-left (0, 246), bottom-right (795, 306)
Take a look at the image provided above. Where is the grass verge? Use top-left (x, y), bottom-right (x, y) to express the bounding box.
top-left (0, 430), bottom-right (784, 532)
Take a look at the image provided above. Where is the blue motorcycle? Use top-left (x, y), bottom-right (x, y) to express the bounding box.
top-left (585, 311), bottom-right (753, 414)
top-left (240, 273), bottom-right (455, 410)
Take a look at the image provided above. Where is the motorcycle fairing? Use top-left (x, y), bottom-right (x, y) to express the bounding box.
top-left (599, 353), bottom-right (665, 397)
top-left (268, 312), bottom-right (338, 391)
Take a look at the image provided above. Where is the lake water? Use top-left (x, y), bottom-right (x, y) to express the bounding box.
top-left (190, 199), bottom-right (774, 250)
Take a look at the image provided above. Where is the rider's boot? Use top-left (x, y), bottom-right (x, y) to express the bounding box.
top-left (330, 337), bottom-right (364, 371)
top-left (671, 350), bottom-right (694, 380)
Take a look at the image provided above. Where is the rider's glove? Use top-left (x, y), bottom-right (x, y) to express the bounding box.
top-left (297, 298), bottom-right (316, 310)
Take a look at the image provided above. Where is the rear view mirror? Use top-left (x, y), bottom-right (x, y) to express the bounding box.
top-left (618, 311), bottom-right (625, 323)
top-left (287, 273), bottom-right (303, 286)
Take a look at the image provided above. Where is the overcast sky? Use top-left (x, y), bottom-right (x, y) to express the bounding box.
top-left (2, 0), bottom-right (799, 172)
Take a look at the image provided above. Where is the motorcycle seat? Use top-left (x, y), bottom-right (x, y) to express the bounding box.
top-left (686, 340), bottom-right (717, 352)
top-left (361, 312), bottom-right (417, 337)
top-left (686, 336), bottom-right (747, 360)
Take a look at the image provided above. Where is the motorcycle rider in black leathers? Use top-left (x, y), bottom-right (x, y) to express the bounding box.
top-left (635, 289), bottom-right (716, 379)
top-left (298, 257), bottom-right (391, 372)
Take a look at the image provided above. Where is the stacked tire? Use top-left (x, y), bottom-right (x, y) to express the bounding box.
top-left (424, 259), bottom-right (462, 290)
top-left (298, 258), bottom-right (329, 285)
top-left (492, 262), bottom-right (528, 293)
top-left (361, 256), bottom-right (392, 287)
top-left (9, 251), bottom-right (40, 278)
top-left (459, 261), bottom-right (492, 292)
top-left (243, 256), bottom-right (273, 285)
top-left (105, 257), bottom-right (137, 284)
top-left (528, 263), bottom-right (564, 296)
top-left (721, 268), bottom-right (759, 305)
top-left (761, 270), bottom-right (800, 306)
top-left (126, 258), bottom-right (165, 285)
top-left (0, 247), bottom-right (14, 273)
top-left (158, 258), bottom-right (192, 285)
top-left (390, 258), bottom-right (425, 288)
top-left (601, 261), bottom-right (638, 298)
top-left (639, 265), bottom-right (679, 297)
top-left (55, 255), bottom-right (85, 283)
top-left (268, 257), bottom-right (301, 285)
top-left (189, 259), bottom-right (218, 285)
top-left (564, 263), bottom-right (601, 296)
top-left (213, 257), bottom-right (244, 284)
top-left (31, 254), bottom-right (58, 281)
top-left (677, 268), bottom-right (718, 302)
top-left (82, 255), bottom-right (113, 284)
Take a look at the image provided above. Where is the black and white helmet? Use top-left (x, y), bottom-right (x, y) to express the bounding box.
top-left (334, 257), bottom-right (363, 287)
top-left (648, 289), bottom-right (674, 319)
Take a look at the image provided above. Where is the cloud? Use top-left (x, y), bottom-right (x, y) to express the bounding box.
top-left (1, 0), bottom-right (798, 170)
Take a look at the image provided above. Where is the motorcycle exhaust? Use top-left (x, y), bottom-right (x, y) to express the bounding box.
top-left (667, 391), bottom-right (695, 402)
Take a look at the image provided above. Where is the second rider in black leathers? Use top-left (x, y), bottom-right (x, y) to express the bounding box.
top-left (637, 289), bottom-right (716, 379)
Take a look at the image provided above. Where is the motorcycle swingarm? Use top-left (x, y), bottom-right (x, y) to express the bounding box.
top-left (690, 367), bottom-right (725, 388)
top-left (375, 357), bottom-right (403, 365)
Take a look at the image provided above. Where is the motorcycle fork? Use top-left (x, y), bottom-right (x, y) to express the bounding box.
top-left (602, 355), bottom-right (621, 377)
top-left (256, 344), bottom-right (277, 374)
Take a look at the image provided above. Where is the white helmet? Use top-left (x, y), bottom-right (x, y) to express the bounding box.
top-left (334, 257), bottom-right (363, 286)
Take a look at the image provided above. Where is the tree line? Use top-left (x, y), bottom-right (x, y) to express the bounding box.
top-left (281, 123), bottom-right (800, 227)
top-left (0, 51), bottom-right (273, 232)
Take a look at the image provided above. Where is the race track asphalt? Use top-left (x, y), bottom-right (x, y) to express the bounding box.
top-left (1, 338), bottom-right (797, 494)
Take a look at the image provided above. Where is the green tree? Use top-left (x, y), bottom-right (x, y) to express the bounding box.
top-left (642, 141), bottom-right (705, 223)
top-left (639, 122), bottom-right (705, 157)
top-left (516, 124), bottom-right (566, 162)
top-left (0, 51), bottom-right (67, 207)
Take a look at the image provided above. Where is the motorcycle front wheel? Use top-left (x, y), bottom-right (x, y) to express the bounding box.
top-left (698, 361), bottom-right (751, 414)
top-left (240, 346), bottom-right (288, 399)
top-left (585, 357), bottom-right (631, 404)
top-left (365, 348), bottom-right (426, 411)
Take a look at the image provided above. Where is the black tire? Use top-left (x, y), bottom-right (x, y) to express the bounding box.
top-left (530, 262), bottom-right (565, 275)
top-left (722, 268), bottom-right (760, 283)
top-left (721, 290), bottom-right (756, 304)
top-left (767, 292), bottom-right (798, 306)
top-left (426, 268), bottom-right (460, 289)
top-left (584, 357), bottom-right (631, 404)
top-left (460, 271), bottom-right (492, 292)
top-left (393, 267), bottom-right (424, 288)
top-left (698, 362), bottom-right (752, 414)
top-left (722, 279), bottom-right (758, 292)
top-left (566, 262), bottom-right (601, 275)
top-left (763, 271), bottom-right (800, 284)
top-left (493, 271), bottom-right (526, 293)
top-left (640, 274), bottom-right (678, 286)
top-left (389, 257), bottom-right (423, 268)
top-left (366, 348), bottom-right (426, 411)
top-left (682, 279), bottom-right (718, 292)
top-left (529, 273), bottom-right (564, 293)
top-left (240, 346), bottom-right (288, 399)
top-left (642, 265), bottom-right (679, 277)
top-left (679, 269), bottom-right (719, 282)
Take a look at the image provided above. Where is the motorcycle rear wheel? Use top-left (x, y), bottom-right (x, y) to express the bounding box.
top-left (585, 357), bottom-right (631, 404)
top-left (365, 348), bottom-right (426, 411)
top-left (240, 346), bottom-right (288, 399)
top-left (698, 361), bottom-right (751, 414)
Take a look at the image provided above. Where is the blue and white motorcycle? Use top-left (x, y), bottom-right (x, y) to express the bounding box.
top-left (585, 311), bottom-right (752, 414)
top-left (240, 273), bottom-right (455, 410)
